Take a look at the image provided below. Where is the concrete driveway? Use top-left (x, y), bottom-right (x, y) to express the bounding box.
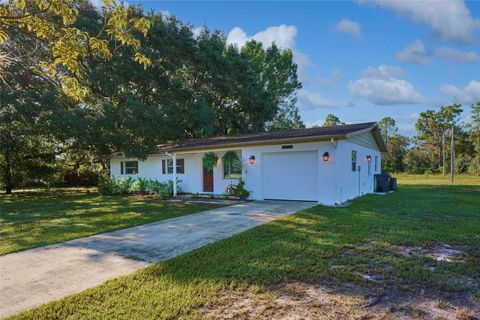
top-left (0, 200), bottom-right (316, 318)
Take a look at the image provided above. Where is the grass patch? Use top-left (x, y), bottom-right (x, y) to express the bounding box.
top-left (0, 190), bottom-right (214, 255)
top-left (394, 173), bottom-right (480, 186)
top-left (8, 175), bottom-right (480, 319)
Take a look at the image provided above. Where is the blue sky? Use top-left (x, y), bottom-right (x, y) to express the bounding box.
top-left (131, 0), bottom-right (480, 135)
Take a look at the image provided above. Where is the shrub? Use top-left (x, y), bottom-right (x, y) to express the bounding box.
top-left (118, 176), bottom-right (135, 194)
top-left (132, 177), bottom-right (150, 193)
top-left (234, 181), bottom-right (250, 199)
top-left (98, 176), bottom-right (182, 197)
top-left (148, 179), bottom-right (162, 194)
top-left (97, 176), bottom-right (112, 195)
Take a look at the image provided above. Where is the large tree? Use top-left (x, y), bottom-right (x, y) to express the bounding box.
top-left (383, 135), bottom-right (410, 172)
top-left (377, 117), bottom-right (409, 172)
top-left (241, 41), bottom-right (303, 131)
top-left (0, 0), bottom-right (151, 100)
top-left (467, 102), bottom-right (480, 175)
top-left (415, 104), bottom-right (463, 171)
top-left (322, 114), bottom-right (343, 127)
top-left (1, 4), bottom-right (305, 190)
top-left (0, 35), bottom-right (65, 192)
top-left (378, 117), bottom-right (397, 148)
top-left (266, 95), bottom-right (305, 131)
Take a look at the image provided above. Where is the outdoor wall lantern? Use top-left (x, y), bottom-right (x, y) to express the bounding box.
top-left (366, 155), bottom-right (372, 163)
top-left (322, 152), bottom-right (330, 162)
top-left (249, 155), bottom-right (256, 164)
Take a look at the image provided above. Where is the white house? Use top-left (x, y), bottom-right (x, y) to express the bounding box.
top-left (110, 122), bottom-right (386, 205)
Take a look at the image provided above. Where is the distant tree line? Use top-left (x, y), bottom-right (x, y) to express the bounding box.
top-left (321, 103), bottom-right (480, 175)
top-left (381, 103), bottom-right (479, 175)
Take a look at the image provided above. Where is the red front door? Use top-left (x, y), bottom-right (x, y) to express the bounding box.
top-left (203, 165), bottom-right (213, 192)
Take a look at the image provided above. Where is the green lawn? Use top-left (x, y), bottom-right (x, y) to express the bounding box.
top-left (394, 173), bottom-right (480, 186)
top-left (8, 176), bottom-right (480, 319)
top-left (0, 190), bottom-right (214, 255)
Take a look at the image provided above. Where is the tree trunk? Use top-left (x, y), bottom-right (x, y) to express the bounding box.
top-left (3, 153), bottom-right (13, 194)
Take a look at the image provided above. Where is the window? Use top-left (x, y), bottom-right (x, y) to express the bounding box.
top-left (125, 161), bottom-right (138, 175)
top-left (351, 150), bottom-right (357, 172)
top-left (374, 155), bottom-right (378, 172)
top-left (223, 157), bottom-right (242, 179)
top-left (162, 159), bottom-right (184, 174)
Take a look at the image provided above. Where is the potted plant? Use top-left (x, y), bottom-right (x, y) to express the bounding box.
top-left (234, 181), bottom-right (250, 200)
top-left (203, 152), bottom-right (218, 172)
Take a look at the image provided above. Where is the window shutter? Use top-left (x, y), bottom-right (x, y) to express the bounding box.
top-left (120, 161), bottom-right (124, 175)
top-left (162, 160), bottom-right (166, 174)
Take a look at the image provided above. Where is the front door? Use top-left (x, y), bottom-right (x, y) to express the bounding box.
top-left (203, 165), bottom-right (213, 192)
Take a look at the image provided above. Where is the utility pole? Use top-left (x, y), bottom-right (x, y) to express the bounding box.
top-left (442, 134), bottom-right (446, 176)
top-left (450, 125), bottom-right (455, 184)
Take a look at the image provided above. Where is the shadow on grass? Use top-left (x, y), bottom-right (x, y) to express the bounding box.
top-left (0, 192), bottom-right (215, 255)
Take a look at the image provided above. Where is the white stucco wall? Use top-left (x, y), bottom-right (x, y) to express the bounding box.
top-left (109, 134), bottom-right (382, 205)
top-left (335, 140), bottom-right (382, 202)
top-left (110, 154), bottom-right (204, 193)
top-left (240, 141), bottom-right (338, 204)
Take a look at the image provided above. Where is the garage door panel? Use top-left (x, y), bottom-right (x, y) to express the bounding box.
top-left (262, 151), bottom-right (318, 201)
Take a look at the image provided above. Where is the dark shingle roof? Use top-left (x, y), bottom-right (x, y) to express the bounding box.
top-left (154, 122), bottom-right (385, 152)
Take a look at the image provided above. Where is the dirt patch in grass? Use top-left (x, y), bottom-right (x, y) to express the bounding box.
top-left (201, 281), bottom-right (480, 320)
top-left (393, 243), bottom-right (475, 263)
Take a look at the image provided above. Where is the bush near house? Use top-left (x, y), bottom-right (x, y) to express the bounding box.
top-left (97, 176), bottom-right (182, 198)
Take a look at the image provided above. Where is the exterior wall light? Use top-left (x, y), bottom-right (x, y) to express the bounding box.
top-left (249, 155), bottom-right (256, 164)
top-left (366, 155), bottom-right (372, 162)
top-left (322, 152), bottom-right (330, 162)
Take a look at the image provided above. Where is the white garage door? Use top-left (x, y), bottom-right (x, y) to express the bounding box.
top-left (262, 151), bottom-right (319, 201)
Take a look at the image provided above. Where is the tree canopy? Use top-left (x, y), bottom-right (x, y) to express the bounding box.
top-left (322, 114), bottom-right (343, 127)
top-left (0, 2), bottom-right (305, 189)
top-left (0, 0), bottom-right (152, 100)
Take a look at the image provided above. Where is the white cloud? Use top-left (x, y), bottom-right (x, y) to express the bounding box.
top-left (395, 113), bottom-right (420, 133)
top-left (440, 80), bottom-right (480, 104)
top-left (297, 89), bottom-right (354, 109)
top-left (91, 0), bottom-right (130, 8)
top-left (90, 0), bottom-right (103, 7)
top-left (396, 39), bottom-right (430, 65)
top-left (227, 25), bottom-right (351, 111)
top-left (191, 26), bottom-right (203, 38)
top-left (292, 50), bottom-right (311, 81)
top-left (358, 0), bottom-right (480, 44)
top-left (334, 19), bottom-right (362, 39)
top-left (435, 47), bottom-right (480, 64)
top-left (362, 64), bottom-right (405, 78)
top-left (348, 65), bottom-right (426, 105)
top-left (227, 25), bottom-right (311, 81)
top-left (160, 10), bottom-right (171, 17)
top-left (226, 25), bottom-right (298, 50)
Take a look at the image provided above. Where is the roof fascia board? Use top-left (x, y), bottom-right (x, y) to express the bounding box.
top-left (158, 134), bottom-right (348, 154)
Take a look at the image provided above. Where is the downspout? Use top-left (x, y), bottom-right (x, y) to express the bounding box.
top-left (330, 138), bottom-right (338, 149)
top-left (165, 152), bottom-right (177, 197)
top-left (330, 138), bottom-right (340, 204)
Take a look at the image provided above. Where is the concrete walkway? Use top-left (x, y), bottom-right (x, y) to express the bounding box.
top-left (0, 200), bottom-right (315, 318)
